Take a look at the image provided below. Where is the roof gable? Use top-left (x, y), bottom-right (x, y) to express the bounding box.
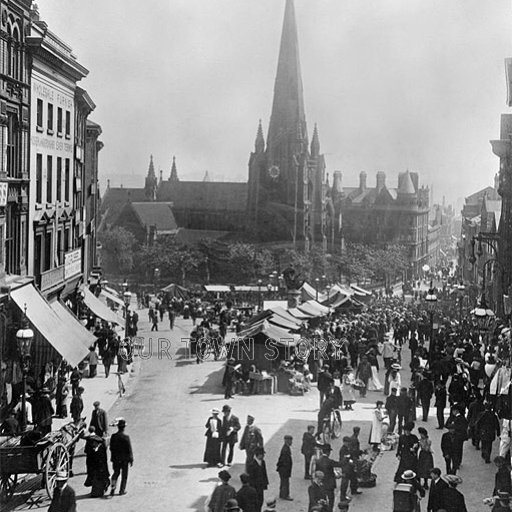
top-left (130, 202), bottom-right (178, 232)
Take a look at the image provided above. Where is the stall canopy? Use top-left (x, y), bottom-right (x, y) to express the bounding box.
top-left (297, 300), bottom-right (332, 317)
top-left (301, 282), bottom-right (328, 303)
top-left (160, 283), bottom-right (189, 299)
top-left (10, 284), bottom-right (92, 367)
top-left (82, 288), bottom-right (125, 326)
top-left (233, 285), bottom-right (261, 292)
top-left (204, 285), bottom-right (231, 293)
top-left (288, 307), bottom-right (316, 320)
top-left (244, 308), bottom-right (302, 332)
top-left (238, 320), bottom-right (299, 346)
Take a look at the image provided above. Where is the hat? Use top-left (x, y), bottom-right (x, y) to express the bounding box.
top-left (222, 404), bottom-right (232, 412)
top-left (56, 471), bottom-right (68, 481)
top-left (117, 418), bottom-right (126, 428)
top-left (402, 470), bottom-right (416, 480)
top-left (247, 415), bottom-right (255, 420)
top-left (211, 408), bottom-right (220, 414)
top-left (224, 498), bottom-right (240, 511)
top-left (444, 474), bottom-right (462, 486)
top-left (218, 470), bottom-right (231, 482)
top-left (93, 401), bottom-right (100, 407)
top-left (391, 363), bottom-right (401, 370)
top-left (284, 435), bottom-right (293, 440)
top-left (266, 498), bottom-right (277, 507)
top-left (322, 443), bottom-right (332, 453)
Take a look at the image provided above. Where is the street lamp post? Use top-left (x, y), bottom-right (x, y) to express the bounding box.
top-left (425, 281), bottom-right (438, 362)
top-left (123, 290), bottom-right (132, 338)
top-left (257, 279), bottom-right (262, 311)
top-left (16, 304), bottom-right (34, 433)
top-left (456, 282), bottom-right (465, 322)
top-left (315, 277), bottom-right (320, 301)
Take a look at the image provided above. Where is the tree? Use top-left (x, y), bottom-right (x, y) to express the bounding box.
top-left (98, 227), bottom-right (137, 275)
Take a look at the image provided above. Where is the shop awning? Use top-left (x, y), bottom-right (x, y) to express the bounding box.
top-left (50, 300), bottom-right (96, 352)
top-left (350, 284), bottom-right (372, 296)
top-left (82, 288), bottom-right (125, 326)
top-left (298, 300), bottom-right (332, 317)
top-left (288, 307), bottom-right (315, 319)
top-left (10, 284), bottom-right (91, 367)
top-left (100, 289), bottom-right (124, 308)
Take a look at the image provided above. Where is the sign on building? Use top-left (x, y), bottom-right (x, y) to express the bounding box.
top-left (64, 248), bottom-right (81, 279)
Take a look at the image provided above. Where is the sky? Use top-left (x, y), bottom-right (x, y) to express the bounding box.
top-left (39, 0), bottom-right (512, 206)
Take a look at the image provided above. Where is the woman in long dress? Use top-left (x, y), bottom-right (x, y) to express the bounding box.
top-left (84, 426), bottom-right (110, 497)
top-left (204, 408), bottom-right (222, 467)
top-left (417, 427), bottom-right (434, 489)
top-left (394, 421), bottom-right (419, 482)
top-left (369, 401), bottom-right (387, 450)
top-left (366, 349), bottom-right (383, 392)
top-left (341, 366), bottom-right (357, 410)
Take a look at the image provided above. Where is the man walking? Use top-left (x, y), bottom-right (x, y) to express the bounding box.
top-left (110, 418), bottom-right (133, 496)
top-left (339, 436), bottom-right (361, 500)
top-left (385, 388), bottom-right (399, 433)
top-left (239, 415), bottom-right (264, 470)
top-left (276, 435), bottom-right (293, 501)
top-left (220, 404), bottom-right (241, 467)
top-left (301, 425), bottom-right (316, 479)
top-left (70, 387), bottom-right (84, 423)
top-left (247, 447), bottom-right (269, 512)
top-left (90, 401), bottom-right (108, 438)
top-left (441, 425), bottom-right (459, 474)
top-left (417, 374), bottom-right (434, 422)
top-left (434, 383), bottom-right (447, 429)
top-left (427, 467), bottom-right (447, 512)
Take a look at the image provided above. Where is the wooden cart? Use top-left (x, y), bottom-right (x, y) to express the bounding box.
top-left (0, 420), bottom-right (85, 501)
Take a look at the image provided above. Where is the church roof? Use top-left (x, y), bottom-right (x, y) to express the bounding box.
top-left (130, 202), bottom-right (178, 233)
top-left (100, 187), bottom-right (147, 227)
top-left (157, 181), bottom-right (247, 212)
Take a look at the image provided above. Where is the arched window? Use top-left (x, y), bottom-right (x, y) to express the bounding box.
top-left (11, 27), bottom-right (20, 80)
top-left (6, 24), bottom-right (12, 76)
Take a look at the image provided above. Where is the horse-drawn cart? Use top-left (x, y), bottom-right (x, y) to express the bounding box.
top-left (0, 419), bottom-right (85, 501)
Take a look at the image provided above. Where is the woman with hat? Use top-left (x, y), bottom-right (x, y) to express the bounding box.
top-left (416, 427), bottom-right (434, 490)
top-left (369, 401), bottom-right (387, 451)
top-left (442, 475), bottom-right (468, 512)
top-left (204, 408), bottom-right (223, 467)
top-left (341, 366), bottom-right (356, 410)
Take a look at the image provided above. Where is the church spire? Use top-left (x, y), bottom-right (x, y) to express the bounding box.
top-left (255, 119), bottom-right (265, 153)
top-left (169, 156), bottom-right (179, 181)
top-left (266, 0), bottom-right (307, 158)
top-left (147, 155), bottom-right (156, 178)
top-left (311, 124), bottom-right (320, 157)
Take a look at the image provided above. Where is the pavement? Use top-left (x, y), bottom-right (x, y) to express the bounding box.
top-left (5, 308), bottom-right (499, 512)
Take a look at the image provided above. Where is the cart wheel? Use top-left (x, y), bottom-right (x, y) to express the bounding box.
top-left (0, 474), bottom-right (18, 500)
top-left (45, 442), bottom-right (69, 498)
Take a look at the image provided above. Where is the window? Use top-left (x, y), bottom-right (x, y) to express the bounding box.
top-left (46, 155), bottom-right (52, 203)
top-left (36, 99), bottom-right (43, 130)
top-left (64, 228), bottom-right (70, 253)
top-left (47, 103), bottom-right (54, 133)
top-left (5, 205), bottom-right (18, 274)
top-left (34, 234), bottom-right (42, 276)
top-left (65, 111), bottom-right (71, 138)
top-left (11, 28), bottom-right (20, 80)
top-left (44, 231), bottom-right (52, 271)
top-left (56, 158), bottom-right (62, 202)
top-left (57, 108), bottom-right (63, 135)
top-left (64, 159), bottom-right (70, 201)
top-left (36, 154), bottom-right (42, 203)
top-left (57, 230), bottom-right (62, 265)
top-left (6, 113), bottom-right (19, 178)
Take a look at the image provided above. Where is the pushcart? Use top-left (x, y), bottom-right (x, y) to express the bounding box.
top-left (0, 419), bottom-right (85, 501)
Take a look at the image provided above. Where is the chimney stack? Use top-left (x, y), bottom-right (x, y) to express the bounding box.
top-left (333, 171), bottom-right (343, 195)
top-left (359, 171), bottom-right (367, 192)
top-left (376, 171), bottom-right (386, 192)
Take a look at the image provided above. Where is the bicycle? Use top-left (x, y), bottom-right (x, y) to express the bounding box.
top-left (321, 408), bottom-right (342, 443)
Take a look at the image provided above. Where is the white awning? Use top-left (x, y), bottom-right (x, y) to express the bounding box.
top-left (82, 288), bottom-right (125, 326)
top-left (100, 289), bottom-right (124, 308)
top-left (10, 284), bottom-right (92, 367)
top-left (204, 285), bottom-right (231, 293)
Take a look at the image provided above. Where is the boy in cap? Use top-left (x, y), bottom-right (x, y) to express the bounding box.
top-left (110, 418), bottom-right (133, 496)
top-left (48, 471), bottom-right (76, 512)
top-left (206, 470), bottom-right (236, 512)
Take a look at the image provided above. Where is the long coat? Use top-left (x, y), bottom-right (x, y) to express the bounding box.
top-left (428, 477), bottom-right (448, 512)
top-left (220, 414), bottom-right (241, 442)
top-left (110, 431), bottom-right (133, 464)
top-left (236, 484), bottom-right (259, 512)
top-left (207, 482), bottom-right (236, 512)
top-left (90, 408), bottom-right (108, 437)
top-left (441, 486), bottom-right (468, 512)
top-left (247, 458), bottom-right (269, 492)
top-left (276, 443), bottom-right (292, 478)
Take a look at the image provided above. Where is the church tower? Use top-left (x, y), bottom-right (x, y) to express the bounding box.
top-left (247, 0), bottom-right (330, 249)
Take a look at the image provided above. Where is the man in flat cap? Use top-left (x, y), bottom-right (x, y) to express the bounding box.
top-left (276, 435), bottom-right (293, 501)
top-left (110, 418), bottom-right (133, 496)
top-left (90, 401), bottom-right (108, 438)
top-left (247, 447), bottom-right (269, 512)
top-left (205, 470), bottom-right (236, 512)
